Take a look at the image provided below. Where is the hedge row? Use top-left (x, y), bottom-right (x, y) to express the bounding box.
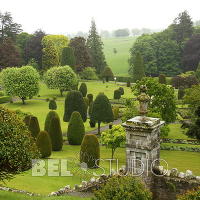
top-left (0, 96), bottom-right (11, 104)
top-left (161, 144), bottom-right (200, 152)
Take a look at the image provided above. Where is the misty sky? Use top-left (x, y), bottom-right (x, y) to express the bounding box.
top-left (1, 0), bottom-right (200, 34)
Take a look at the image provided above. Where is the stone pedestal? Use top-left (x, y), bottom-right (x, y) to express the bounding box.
top-left (122, 116), bottom-right (164, 179)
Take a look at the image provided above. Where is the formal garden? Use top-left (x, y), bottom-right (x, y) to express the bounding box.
top-left (0, 9), bottom-right (200, 200)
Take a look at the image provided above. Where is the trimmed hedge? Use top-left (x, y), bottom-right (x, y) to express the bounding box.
top-left (87, 94), bottom-right (93, 105)
top-left (118, 87), bottom-right (124, 95)
top-left (36, 131), bottom-right (52, 158)
top-left (79, 83), bottom-right (87, 97)
top-left (114, 89), bottom-right (121, 100)
top-left (63, 90), bottom-right (87, 122)
top-left (80, 134), bottom-right (100, 168)
top-left (44, 111), bottom-right (59, 133)
top-left (49, 99), bottom-right (57, 110)
top-left (0, 96), bottom-right (11, 104)
top-left (48, 116), bottom-right (63, 151)
top-left (67, 111), bottom-right (85, 145)
top-left (28, 116), bottom-right (40, 138)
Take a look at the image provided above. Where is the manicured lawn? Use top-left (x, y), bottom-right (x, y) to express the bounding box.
top-left (1, 145), bottom-right (200, 195)
top-left (164, 123), bottom-right (194, 140)
top-left (1, 81), bottom-right (133, 134)
top-left (0, 190), bottom-right (90, 200)
top-left (103, 37), bottom-right (136, 76)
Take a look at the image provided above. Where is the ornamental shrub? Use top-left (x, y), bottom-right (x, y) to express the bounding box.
top-left (79, 83), bottom-right (87, 97)
top-left (102, 67), bottom-right (114, 82)
top-left (44, 111), bottom-right (59, 133)
top-left (63, 90), bottom-right (87, 122)
top-left (87, 94), bottom-right (93, 105)
top-left (118, 87), bottom-right (124, 95)
top-left (80, 67), bottom-right (98, 80)
top-left (83, 97), bottom-right (89, 109)
top-left (36, 131), bottom-right (52, 158)
top-left (113, 106), bottom-right (119, 120)
top-left (127, 80), bottom-right (131, 87)
top-left (48, 116), bottom-right (63, 151)
top-left (159, 74), bottom-right (166, 84)
top-left (0, 107), bottom-right (40, 181)
top-left (23, 115), bottom-right (32, 126)
top-left (177, 187), bottom-right (200, 200)
top-left (80, 134), bottom-right (100, 168)
top-left (49, 99), bottom-right (57, 110)
top-left (67, 111), bottom-right (85, 145)
top-left (114, 89), bottom-right (121, 100)
top-left (178, 87), bottom-right (185, 100)
top-left (28, 116), bottom-right (40, 138)
top-left (91, 93), bottom-right (114, 134)
top-left (93, 175), bottom-right (152, 200)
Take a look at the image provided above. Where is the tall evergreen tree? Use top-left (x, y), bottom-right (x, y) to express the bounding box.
top-left (172, 11), bottom-right (193, 45)
top-left (87, 20), bottom-right (107, 74)
top-left (0, 12), bottom-right (22, 41)
top-left (61, 47), bottom-right (76, 68)
top-left (129, 53), bottom-right (145, 82)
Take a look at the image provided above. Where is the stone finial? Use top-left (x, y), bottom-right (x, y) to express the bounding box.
top-left (137, 85), bottom-right (150, 116)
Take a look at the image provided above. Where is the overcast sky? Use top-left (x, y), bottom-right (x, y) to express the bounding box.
top-left (1, 0), bottom-right (200, 35)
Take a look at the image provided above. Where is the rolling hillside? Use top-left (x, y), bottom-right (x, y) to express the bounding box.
top-left (103, 37), bottom-right (136, 76)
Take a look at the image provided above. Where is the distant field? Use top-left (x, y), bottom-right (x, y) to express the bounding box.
top-left (103, 37), bottom-right (136, 76)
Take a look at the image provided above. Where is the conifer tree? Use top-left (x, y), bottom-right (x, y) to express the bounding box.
top-left (79, 82), bottom-right (87, 97)
top-left (28, 116), bottom-right (40, 138)
top-left (87, 20), bottom-right (107, 74)
top-left (61, 47), bottom-right (76, 68)
top-left (102, 67), bottom-right (114, 82)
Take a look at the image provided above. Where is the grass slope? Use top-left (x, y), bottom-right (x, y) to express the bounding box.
top-left (103, 37), bottom-right (136, 76)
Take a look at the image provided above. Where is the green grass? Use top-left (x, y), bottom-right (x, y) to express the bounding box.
top-left (1, 144), bottom-right (200, 195)
top-left (0, 190), bottom-right (90, 200)
top-left (103, 37), bottom-right (136, 76)
top-left (2, 81), bottom-right (133, 134)
top-left (164, 123), bottom-right (194, 140)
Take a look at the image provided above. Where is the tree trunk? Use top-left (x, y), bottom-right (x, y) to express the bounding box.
top-left (60, 89), bottom-right (63, 96)
top-left (21, 97), bottom-right (25, 105)
top-left (98, 121), bottom-right (101, 134)
top-left (111, 148), bottom-right (115, 159)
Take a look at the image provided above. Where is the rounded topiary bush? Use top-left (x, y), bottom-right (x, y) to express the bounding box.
top-left (0, 107), bottom-right (40, 181)
top-left (49, 99), bottom-right (57, 110)
top-left (114, 89), bottom-right (121, 100)
top-left (80, 134), bottom-right (100, 168)
top-left (79, 82), bottom-right (87, 97)
top-left (49, 116), bottom-right (63, 151)
top-left (44, 111), bottom-right (59, 133)
top-left (36, 131), bottom-right (52, 158)
top-left (28, 116), bottom-right (40, 138)
top-left (67, 111), bottom-right (85, 145)
top-left (118, 87), bottom-right (124, 95)
top-left (63, 90), bottom-right (87, 122)
top-left (87, 94), bottom-right (93, 105)
top-left (93, 175), bottom-right (152, 200)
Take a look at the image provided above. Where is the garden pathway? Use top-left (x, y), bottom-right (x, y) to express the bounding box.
top-left (86, 119), bottom-right (122, 135)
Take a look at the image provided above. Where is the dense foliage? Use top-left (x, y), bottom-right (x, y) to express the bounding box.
top-left (63, 90), bottom-right (87, 122)
top-left (79, 83), bottom-right (87, 97)
top-left (67, 111), bottom-right (85, 145)
top-left (80, 67), bottom-right (98, 80)
top-left (87, 20), bottom-right (107, 74)
top-left (91, 93), bottom-right (114, 134)
top-left (159, 74), bottom-right (166, 84)
top-left (101, 125), bottom-right (126, 158)
top-left (49, 99), bottom-right (57, 110)
top-left (48, 116), bottom-right (63, 151)
top-left (36, 131), bottom-right (52, 158)
top-left (177, 187), bottom-right (200, 200)
top-left (80, 134), bottom-right (100, 168)
top-left (93, 175), bottom-right (152, 200)
top-left (44, 111), bottom-right (59, 133)
top-left (102, 67), bottom-right (114, 82)
top-left (69, 36), bottom-right (91, 72)
top-left (114, 89), bottom-right (121, 100)
top-left (61, 47), bottom-right (76, 68)
top-left (1, 66), bottom-right (40, 104)
top-left (0, 107), bottom-right (40, 181)
top-left (133, 77), bottom-right (176, 123)
top-left (28, 116), bottom-right (40, 138)
top-left (44, 66), bottom-right (78, 96)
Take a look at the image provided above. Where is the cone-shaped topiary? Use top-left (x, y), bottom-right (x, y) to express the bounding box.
top-left (63, 90), bottom-right (87, 122)
top-left (87, 94), bottom-right (93, 105)
top-left (67, 111), bottom-right (85, 145)
top-left (79, 82), bottom-right (87, 97)
top-left (118, 87), bottom-right (124, 95)
top-left (23, 115), bottom-right (32, 126)
top-left (36, 131), bottom-right (52, 158)
top-left (91, 93), bottom-right (114, 134)
top-left (114, 89), bottom-right (121, 100)
top-left (49, 99), bottom-right (57, 110)
top-left (83, 97), bottom-right (89, 111)
top-left (80, 134), bottom-right (100, 168)
top-left (49, 116), bottom-right (63, 151)
top-left (28, 116), bottom-right (40, 138)
top-left (44, 111), bottom-right (59, 133)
